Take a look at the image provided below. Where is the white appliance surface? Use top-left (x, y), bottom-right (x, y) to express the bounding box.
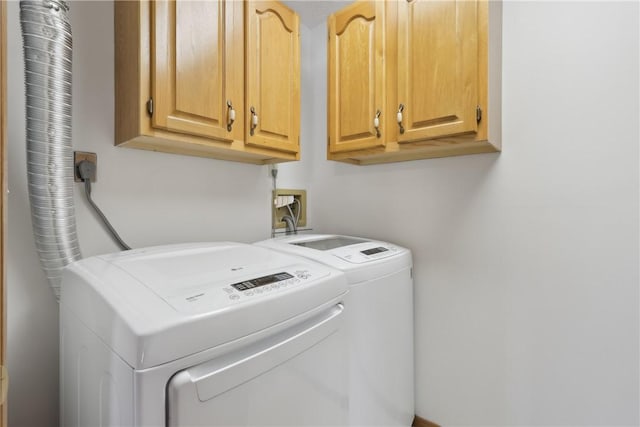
top-left (166, 303), bottom-right (347, 427)
top-left (257, 234), bottom-right (412, 283)
top-left (61, 241), bottom-right (346, 369)
top-left (60, 242), bottom-right (349, 426)
top-left (255, 234), bottom-right (415, 427)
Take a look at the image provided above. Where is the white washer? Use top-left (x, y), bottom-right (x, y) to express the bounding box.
top-left (256, 235), bottom-right (414, 427)
top-left (60, 242), bottom-right (349, 427)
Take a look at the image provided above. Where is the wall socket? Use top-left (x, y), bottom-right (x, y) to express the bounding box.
top-left (272, 189), bottom-right (306, 229)
top-left (74, 151), bottom-right (97, 182)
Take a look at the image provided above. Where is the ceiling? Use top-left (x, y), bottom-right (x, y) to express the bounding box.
top-left (282, 0), bottom-right (353, 27)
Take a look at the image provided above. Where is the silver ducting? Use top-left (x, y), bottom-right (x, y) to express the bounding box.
top-left (20, 0), bottom-right (81, 299)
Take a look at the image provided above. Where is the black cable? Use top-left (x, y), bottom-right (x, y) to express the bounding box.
top-left (82, 178), bottom-right (131, 251)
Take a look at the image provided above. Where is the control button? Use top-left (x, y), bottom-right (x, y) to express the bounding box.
top-left (229, 294), bottom-right (240, 300)
top-left (295, 270), bottom-right (310, 279)
top-left (255, 288), bottom-right (263, 294)
top-left (223, 287), bottom-right (234, 294)
top-left (293, 278), bottom-right (301, 284)
top-left (245, 291), bottom-right (254, 296)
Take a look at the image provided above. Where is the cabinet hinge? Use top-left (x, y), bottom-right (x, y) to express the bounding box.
top-left (476, 105), bottom-right (482, 123)
top-left (327, 137), bottom-right (330, 147)
top-left (147, 98), bottom-right (154, 116)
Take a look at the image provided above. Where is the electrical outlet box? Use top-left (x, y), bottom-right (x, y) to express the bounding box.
top-left (74, 151), bottom-right (97, 182)
top-left (272, 189), bottom-right (306, 229)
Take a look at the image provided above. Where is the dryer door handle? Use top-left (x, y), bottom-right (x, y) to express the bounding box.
top-left (177, 303), bottom-right (344, 402)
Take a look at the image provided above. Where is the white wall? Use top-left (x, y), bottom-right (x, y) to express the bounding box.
top-left (7, 2), bottom-right (274, 426)
top-left (286, 1), bottom-right (639, 425)
top-left (6, 1), bottom-right (639, 426)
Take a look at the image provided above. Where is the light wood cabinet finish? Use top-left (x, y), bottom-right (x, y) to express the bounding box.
top-left (328, 0), bottom-right (501, 165)
top-left (397, 0), bottom-right (478, 142)
top-left (115, 0), bottom-right (300, 164)
top-left (328, 1), bottom-right (385, 153)
top-left (151, 0), bottom-right (243, 142)
top-left (246, 1), bottom-right (300, 153)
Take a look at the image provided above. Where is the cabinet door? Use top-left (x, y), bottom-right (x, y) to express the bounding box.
top-left (151, 0), bottom-right (244, 142)
top-left (246, 1), bottom-right (300, 154)
top-left (396, 0), bottom-right (478, 142)
top-left (328, 1), bottom-right (385, 153)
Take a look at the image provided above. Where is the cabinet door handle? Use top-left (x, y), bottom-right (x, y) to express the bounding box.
top-left (397, 104), bottom-right (405, 134)
top-left (250, 106), bottom-right (258, 136)
top-left (226, 100), bottom-right (236, 132)
top-left (374, 110), bottom-right (381, 138)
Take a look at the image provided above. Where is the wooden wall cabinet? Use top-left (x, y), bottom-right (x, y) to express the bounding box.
top-left (327, 0), bottom-right (502, 165)
top-left (115, 0), bottom-right (300, 164)
top-left (246, 1), bottom-right (300, 154)
top-left (327, 1), bottom-right (385, 154)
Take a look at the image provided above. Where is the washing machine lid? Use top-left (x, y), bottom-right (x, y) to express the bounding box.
top-left (60, 242), bottom-right (347, 369)
top-left (255, 234), bottom-right (412, 284)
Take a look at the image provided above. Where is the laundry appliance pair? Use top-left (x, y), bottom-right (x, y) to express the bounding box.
top-left (60, 235), bottom-right (413, 426)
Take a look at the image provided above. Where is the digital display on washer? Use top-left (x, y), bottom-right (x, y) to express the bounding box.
top-left (292, 237), bottom-right (367, 251)
top-left (231, 272), bottom-right (294, 291)
top-left (361, 247), bottom-right (389, 256)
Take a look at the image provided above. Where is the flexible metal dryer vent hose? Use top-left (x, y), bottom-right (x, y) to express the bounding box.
top-left (20, 0), bottom-right (81, 299)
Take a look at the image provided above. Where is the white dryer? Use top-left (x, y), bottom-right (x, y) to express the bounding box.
top-left (60, 242), bottom-right (349, 427)
top-left (256, 235), bottom-right (414, 427)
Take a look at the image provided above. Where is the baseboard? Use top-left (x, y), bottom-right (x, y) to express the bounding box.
top-left (412, 415), bottom-right (441, 427)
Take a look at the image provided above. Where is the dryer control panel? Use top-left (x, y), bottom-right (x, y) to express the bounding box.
top-left (167, 264), bottom-right (329, 313)
top-left (224, 268), bottom-right (314, 299)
